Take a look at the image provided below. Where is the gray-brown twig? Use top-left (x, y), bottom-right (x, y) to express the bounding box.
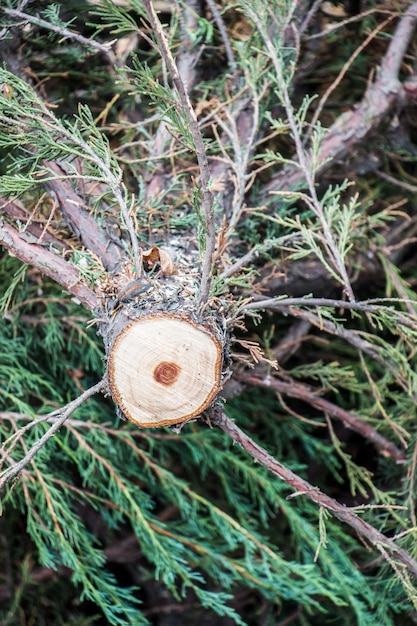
top-left (213, 410), bottom-right (417, 580)
top-left (0, 379), bottom-right (106, 488)
top-left (142, 0), bottom-right (215, 305)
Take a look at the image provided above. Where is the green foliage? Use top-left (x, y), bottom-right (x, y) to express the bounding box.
top-left (2, 290), bottom-right (411, 624)
top-left (89, 0), bottom-right (146, 35)
top-left (2, 0), bottom-right (417, 625)
top-left (0, 72), bottom-right (117, 190)
top-left (128, 57), bottom-right (196, 151)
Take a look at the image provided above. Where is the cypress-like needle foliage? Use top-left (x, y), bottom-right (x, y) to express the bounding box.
top-left (1, 1), bottom-right (417, 625)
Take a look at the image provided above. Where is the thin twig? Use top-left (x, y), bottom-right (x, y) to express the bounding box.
top-left (276, 608), bottom-right (303, 626)
top-left (205, 0), bottom-right (237, 75)
top-left (220, 247), bottom-right (259, 279)
top-left (142, 0), bottom-right (215, 305)
top-left (0, 0), bottom-right (30, 39)
top-left (299, 0), bottom-right (323, 35)
top-left (408, 439), bottom-right (417, 528)
top-left (376, 169), bottom-right (417, 193)
top-left (243, 295), bottom-right (417, 316)
top-left (306, 7), bottom-right (389, 40)
top-left (213, 410), bottom-right (417, 580)
top-left (0, 379), bottom-right (106, 488)
top-left (0, 7), bottom-right (115, 61)
top-left (1, 411), bottom-right (61, 461)
top-left (308, 15), bottom-right (395, 136)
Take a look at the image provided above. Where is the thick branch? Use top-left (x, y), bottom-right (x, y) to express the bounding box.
top-left (0, 219), bottom-right (101, 312)
top-left (107, 314), bottom-right (222, 427)
top-left (214, 411), bottom-right (417, 580)
top-left (264, 2), bottom-right (417, 197)
top-left (2, 198), bottom-right (71, 252)
top-left (45, 163), bottom-right (123, 273)
top-left (239, 373), bottom-right (406, 462)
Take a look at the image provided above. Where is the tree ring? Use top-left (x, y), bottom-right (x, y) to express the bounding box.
top-left (153, 361), bottom-right (180, 386)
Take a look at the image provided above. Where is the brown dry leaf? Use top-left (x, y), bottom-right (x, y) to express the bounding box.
top-left (114, 35), bottom-right (139, 62)
top-left (143, 246), bottom-right (176, 275)
top-left (321, 2), bottom-right (348, 18)
top-left (216, 216), bottom-right (229, 258)
top-left (159, 248), bottom-right (176, 275)
top-left (210, 173), bottom-right (226, 193)
top-left (195, 97), bottom-right (220, 118)
top-left (233, 339), bottom-right (278, 369)
top-left (143, 246), bottom-right (160, 264)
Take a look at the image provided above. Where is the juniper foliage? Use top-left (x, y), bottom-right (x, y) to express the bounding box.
top-left (1, 1), bottom-right (417, 625)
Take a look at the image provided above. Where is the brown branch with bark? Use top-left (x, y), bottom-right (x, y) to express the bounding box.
top-left (44, 162), bottom-right (124, 273)
top-left (263, 1), bottom-right (417, 198)
top-left (213, 410), bottom-right (417, 580)
top-left (0, 207), bottom-right (100, 312)
top-left (236, 373), bottom-right (406, 463)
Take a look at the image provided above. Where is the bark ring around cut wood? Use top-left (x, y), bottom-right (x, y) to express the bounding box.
top-left (107, 314), bottom-right (223, 428)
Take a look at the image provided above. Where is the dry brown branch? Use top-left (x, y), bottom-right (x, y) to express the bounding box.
top-left (237, 373), bottom-right (406, 462)
top-left (264, 1), bottom-right (417, 197)
top-left (213, 410), bottom-right (417, 580)
top-left (0, 216), bottom-right (101, 312)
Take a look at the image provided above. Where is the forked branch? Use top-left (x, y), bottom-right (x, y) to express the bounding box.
top-left (0, 379), bottom-right (106, 488)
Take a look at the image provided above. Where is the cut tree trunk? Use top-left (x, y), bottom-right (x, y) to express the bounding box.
top-left (106, 312), bottom-right (224, 428)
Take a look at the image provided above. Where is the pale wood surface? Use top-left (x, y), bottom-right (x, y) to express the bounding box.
top-left (108, 315), bottom-right (222, 427)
